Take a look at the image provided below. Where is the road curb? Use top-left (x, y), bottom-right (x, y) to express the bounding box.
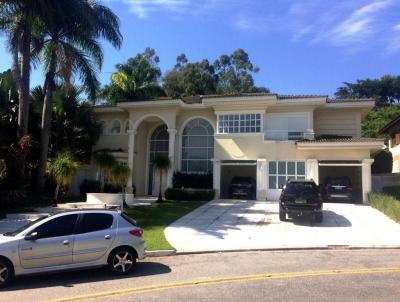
top-left (145, 246), bottom-right (400, 257)
top-left (146, 250), bottom-right (176, 257)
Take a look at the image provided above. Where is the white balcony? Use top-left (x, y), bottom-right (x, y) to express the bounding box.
top-left (264, 130), bottom-right (314, 141)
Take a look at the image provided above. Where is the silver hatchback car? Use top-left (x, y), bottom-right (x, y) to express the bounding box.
top-left (0, 209), bottom-right (145, 287)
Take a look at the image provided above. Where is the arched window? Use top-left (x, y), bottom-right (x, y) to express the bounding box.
top-left (148, 125), bottom-right (169, 194)
top-left (99, 120), bottom-right (107, 135)
top-left (110, 119), bottom-right (122, 134)
top-left (181, 118), bottom-right (214, 173)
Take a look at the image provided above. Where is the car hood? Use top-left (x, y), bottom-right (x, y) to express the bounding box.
top-left (0, 234), bottom-right (19, 249)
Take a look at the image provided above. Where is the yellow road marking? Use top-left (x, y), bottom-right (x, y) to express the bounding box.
top-left (43, 267), bottom-right (400, 302)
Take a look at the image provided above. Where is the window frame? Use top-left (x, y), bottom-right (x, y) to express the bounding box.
top-left (268, 160), bottom-right (306, 189)
top-left (181, 118), bottom-right (214, 173)
top-left (217, 112), bottom-right (263, 134)
top-left (31, 214), bottom-right (79, 239)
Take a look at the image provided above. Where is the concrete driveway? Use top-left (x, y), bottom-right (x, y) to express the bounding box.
top-left (165, 199), bottom-right (400, 252)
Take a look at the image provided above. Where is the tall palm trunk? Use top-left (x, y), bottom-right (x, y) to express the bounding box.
top-left (37, 70), bottom-right (56, 191)
top-left (18, 29), bottom-right (31, 139)
top-left (158, 169), bottom-right (163, 203)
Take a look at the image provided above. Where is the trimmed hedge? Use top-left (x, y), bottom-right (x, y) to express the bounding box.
top-left (173, 172), bottom-right (213, 189)
top-left (382, 186), bottom-right (400, 200)
top-left (165, 188), bottom-right (215, 201)
top-left (369, 193), bottom-right (400, 223)
top-left (79, 179), bottom-right (121, 196)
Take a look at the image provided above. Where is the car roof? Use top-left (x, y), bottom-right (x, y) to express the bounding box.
top-left (48, 209), bottom-right (121, 218)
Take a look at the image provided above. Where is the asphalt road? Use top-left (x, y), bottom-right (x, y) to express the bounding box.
top-left (2, 249), bottom-right (400, 302)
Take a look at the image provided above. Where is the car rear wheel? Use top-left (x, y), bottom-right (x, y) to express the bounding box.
top-left (0, 259), bottom-right (13, 288)
top-left (109, 248), bottom-right (137, 275)
top-left (314, 212), bottom-right (323, 223)
top-left (279, 206), bottom-right (287, 221)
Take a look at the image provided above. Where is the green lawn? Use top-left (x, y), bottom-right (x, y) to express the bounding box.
top-left (124, 201), bottom-right (206, 251)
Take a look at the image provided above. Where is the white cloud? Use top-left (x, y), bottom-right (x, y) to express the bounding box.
top-left (115, 0), bottom-right (190, 18)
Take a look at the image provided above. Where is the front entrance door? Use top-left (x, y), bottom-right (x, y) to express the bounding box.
top-left (148, 125), bottom-right (169, 195)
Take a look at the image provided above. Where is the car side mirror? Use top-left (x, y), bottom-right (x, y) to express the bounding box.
top-left (24, 232), bottom-right (38, 241)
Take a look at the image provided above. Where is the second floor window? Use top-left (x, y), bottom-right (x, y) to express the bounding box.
top-left (218, 113), bottom-right (262, 134)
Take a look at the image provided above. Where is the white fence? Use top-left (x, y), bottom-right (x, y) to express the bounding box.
top-left (372, 173), bottom-right (400, 192)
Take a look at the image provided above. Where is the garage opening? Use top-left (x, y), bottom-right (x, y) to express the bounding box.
top-left (220, 160), bottom-right (257, 200)
top-left (318, 161), bottom-right (362, 204)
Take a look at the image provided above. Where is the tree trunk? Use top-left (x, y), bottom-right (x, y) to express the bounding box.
top-left (157, 169), bottom-right (163, 203)
top-left (18, 30), bottom-right (31, 139)
top-left (36, 73), bottom-right (55, 192)
top-left (53, 183), bottom-right (60, 202)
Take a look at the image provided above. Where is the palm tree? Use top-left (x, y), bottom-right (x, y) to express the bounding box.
top-left (36, 0), bottom-right (122, 191)
top-left (0, 0), bottom-right (54, 138)
top-left (151, 154), bottom-right (171, 203)
top-left (93, 152), bottom-right (116, 193)
top-left (47, 151), bottom-right (80, 203)
top-left (109, 162), bottom-right (131, 192)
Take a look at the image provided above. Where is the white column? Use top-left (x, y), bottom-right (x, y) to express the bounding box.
top-left (306, 159), bottom-right (319, 184)
top-left (167, 129), bottom-right (177, 188)
top-left (126, 129), bottom-right (137, 192)
top-left (257, 159), bottom-right (267, 200)
top-left (362, 158), bottom-right (374, 203)
top-left (212, 159), bottom-right (221, 199)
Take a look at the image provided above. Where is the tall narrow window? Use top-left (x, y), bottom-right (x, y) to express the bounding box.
top-left (181, 118), bottom-right (214, 173)
top-left (148, 125), bottom-right (169, 194)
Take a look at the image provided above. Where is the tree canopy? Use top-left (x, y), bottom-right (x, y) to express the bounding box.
top-left (362, 105), bottom-right (400, 138)
top-left (335, 75), bottom-right (400, 106)
top-left (101, 48), bottom-right (165, 103)
top-left (163, 49), bottom-right (269, 98)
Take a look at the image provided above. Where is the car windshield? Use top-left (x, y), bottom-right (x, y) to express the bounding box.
top-left (2, 215), bottom-right (49, 236)
top-left (285, 182), bottom-right (317, 194)
top-left (329, 178), bottom-right (351, 186)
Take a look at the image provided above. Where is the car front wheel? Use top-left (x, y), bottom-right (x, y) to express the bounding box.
top-left (109, 248), bottom-right (137, 275)
top-left (0, 259), bottom-right (13, 288)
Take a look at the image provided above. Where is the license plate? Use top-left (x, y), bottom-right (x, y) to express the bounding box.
top-left (295, 198), bottom-right (306, 204)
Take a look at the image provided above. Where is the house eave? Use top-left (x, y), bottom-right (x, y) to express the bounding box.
top-left (296, 141), bottom-right (385, 150)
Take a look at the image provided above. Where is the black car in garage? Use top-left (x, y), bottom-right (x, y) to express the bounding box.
top-left (229, 176), bottom-right (256, 199)
top-left (323, 176), bottom-right (353, 202)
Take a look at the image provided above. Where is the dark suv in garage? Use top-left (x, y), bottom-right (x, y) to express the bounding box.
top-left (279, 179), bottom-right (323, 222)
top-left (323, 176), bottom-right (353, 202)
top-left (229, 176), bottom-right (256, 199)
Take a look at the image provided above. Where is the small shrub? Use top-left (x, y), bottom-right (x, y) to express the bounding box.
top-left (173, 171), bottom-right (213, 189)
top-left (369, 193), bottom-right (400, 223)
top-left (382, 186), bottom-right (400, 199)
top-left (80, 179), bottom-right (121, 196)
top-left (165, 188), bottom-right (215, 201)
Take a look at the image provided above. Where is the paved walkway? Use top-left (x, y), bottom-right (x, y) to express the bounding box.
top-left (165, 199), bottom-right (400, 252)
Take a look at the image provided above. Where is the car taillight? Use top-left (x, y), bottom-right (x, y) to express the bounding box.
top-left (129, 229), bottom-right (143, 238)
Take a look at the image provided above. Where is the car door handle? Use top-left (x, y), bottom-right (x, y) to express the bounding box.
top-left (105, 235), bottom-right (111, 240)
top-left (63, 240), bottom-right (70, 245)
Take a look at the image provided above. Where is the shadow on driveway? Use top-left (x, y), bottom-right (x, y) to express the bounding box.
top-left (3, 261), bottom-right (171, 292)
top-left (290, 210), bottom-right (352, 227)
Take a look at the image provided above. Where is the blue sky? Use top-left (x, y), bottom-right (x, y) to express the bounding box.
top-left (1, 0), bottom-right (400, 96)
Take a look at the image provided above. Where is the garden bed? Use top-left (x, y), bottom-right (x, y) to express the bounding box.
top-left (369, 193), bottom-right (400, 223)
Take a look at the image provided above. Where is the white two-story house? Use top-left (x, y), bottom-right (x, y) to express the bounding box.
top-left (93, 93), bottom-right (384, 203)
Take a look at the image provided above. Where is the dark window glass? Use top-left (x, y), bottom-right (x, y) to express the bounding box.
top-left (34, 214), bottom-right (78, 239)
top-left (77, 213), bottom-right (113, 234)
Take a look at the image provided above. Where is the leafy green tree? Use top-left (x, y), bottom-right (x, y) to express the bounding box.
top-left (362, 105), bottom-right (400, 138)
top-left (335, 75), bottom-right (400, 106)
top-left (36, 0), bottom-right (122, 191)
top-left (214, 49), bottom-right (268, 94)
top-left (151, 154), bottom-right (171, 203)
top-left (47, 151), bottom-right (80, 202)
top-left (163, 49), bottom-right (268, 98)
top-left (101, 48), bottom-right (165, 103)
top-left (31, 85), bottom-right (101, 161)
top-left (109, 162), bottom-right (130, 191)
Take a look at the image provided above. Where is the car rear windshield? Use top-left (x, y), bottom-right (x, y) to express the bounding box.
top-left (328, 177), bottom-right (351, 186)
top-left (121, 213), bottom-right (138, 226)
top-left (285, 182), bottom-right (317, 194)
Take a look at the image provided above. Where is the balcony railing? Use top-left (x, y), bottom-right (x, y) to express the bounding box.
top-left (264, 130), bottom-right (314, 141)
